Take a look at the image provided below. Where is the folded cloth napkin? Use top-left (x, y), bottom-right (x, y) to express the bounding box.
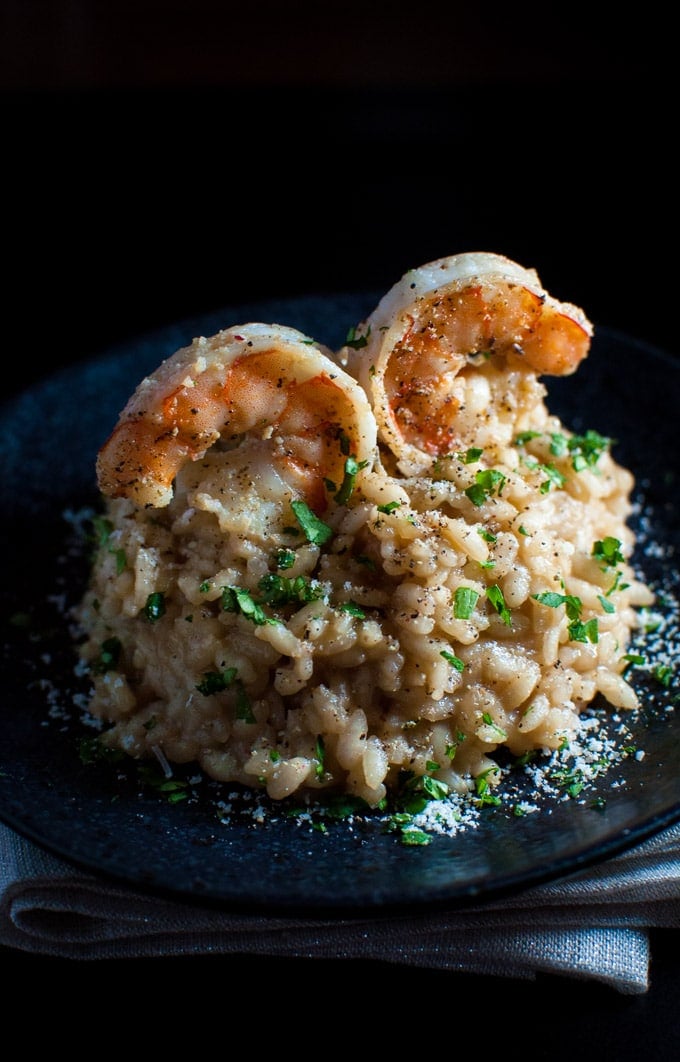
top-left (2, 820), bottom-right (680, 993)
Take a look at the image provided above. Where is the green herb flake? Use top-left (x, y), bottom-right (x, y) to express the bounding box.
top-left (654, 665), bottom-right (674, 688)
top-left (533, 591), bottom-right (598, 643)
top-left (400, 828), bottom-right (432, 847)
top-left (514, 430), bottom-right (542, 446)
top-left (355, 554), bottom-right (376, 570)
top-left (377, 500), bottom-right (401, 514)
top-left (235, 683), bottom-right (256, 722)
top-left (440, 649), bottom-right (465, 671)
top-left (539, 463), bottom-right (566, 493)
top-left (568, 617), bottom-right (600, 644)
top-left (344, 325), bottom-right (370, 350)
top-left (568, 429), bottom-right (611, 470)
top-left (221, 585), bottom-right (276, 625)
top-left (465, 483), bottom-right (487, 507)
top-left (486, 585), bottom-right (512, 626)
top-left (456, 447), bottom-right (484, 464)
top-left (453, 586), bottom-right (480, 619)
top-left (78, 735), bottom-right (126, 766)
top-left (338, 600), bottom-right (366, 618)
top-left (258, 572), bottom-right (324, 606)
top-left (314, 735), bottom-right (326, 779)
top-left (474, 766), bottom-right (502, 807)
top-left (598, 594), bottom-right (616, 614)
top-left (90, 514), bottom-right (114, 545)
top-left (623, 652), bottom-right (646, 667)
top-left (196, 667), bottom-right (238, 695)
top-left (549, 432), bottom-right (569, 456)
top-left (335, 455), bottom-right (369, 505)
top-left (593, 537), bottom-right (625, 569)
top-left (480, 711), bottom-right (507, 739)
top-left (93, 636), bottom-right (122, 674)
top-left (290, 499), bottom-right (333, 546)
top-left (144, 591), bottom-right (166, 623)
top-left (274, 547), bottom-right (296, 570)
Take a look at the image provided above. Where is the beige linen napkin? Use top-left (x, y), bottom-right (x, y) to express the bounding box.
top-left (2, 820), bottom-right (680, 992)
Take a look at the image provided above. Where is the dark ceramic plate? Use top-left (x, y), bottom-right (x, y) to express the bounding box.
top-left (0, 292), bottom-right (678, 916)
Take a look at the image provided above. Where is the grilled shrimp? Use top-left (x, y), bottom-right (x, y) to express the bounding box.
top-left (97, 323), bottom-right (377, 509)
top-left (340, 252), bottom-right (593, 475)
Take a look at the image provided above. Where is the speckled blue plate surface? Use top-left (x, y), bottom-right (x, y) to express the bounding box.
top-left (0, 293), bottom-right (678, 915)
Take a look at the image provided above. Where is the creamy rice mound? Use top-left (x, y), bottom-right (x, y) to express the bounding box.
top-left (75, 337), bottom-right (654, 808)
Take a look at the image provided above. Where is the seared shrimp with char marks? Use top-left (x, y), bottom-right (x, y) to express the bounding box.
top-left (340, 252), bottom-right (593, 475)
top-left (97, 323), bottom-right (377, 510)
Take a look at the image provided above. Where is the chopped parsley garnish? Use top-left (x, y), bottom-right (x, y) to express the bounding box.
top-left (78, 735), bottom-right (126, 766)
top-left (486, 585), bottom-right (512, 626)
top-left (258, 572), bottom-right (324, 606)
top-left (196, 667), bottom-right (255, 722)
top-left (480, 711), bottom-right (507, 740)
top-left (377, 500), bottom-right (401, 513)
top-left (93, 636), bottom-right (122, 674)
top-left (89, 514), bottom-right (127, 571)
top-left (335, 456), bottom-right (369, 505)
top-left (90, 514), bottom-right (114, 546)
top-left (137, 765), bottom-right (189, 803)
top-left (465, 468), bottom-right (506, 506)
top-left (221, 586), bottom-right (275, 625)
top-left (453, 586), bottom-right (480, 619)
top-left (592, 536), bottom-right (625, 569)
top-left (566, 429), bottom-right (612, 470)
top-left (235, 683), bottom-right (256, 722)
top-left (112, 548), bottom-right (127, 574)
top-left (314, 735), bottom-right (326, 778)
top-left (514, 430), bottom-right (542, 445)
top-left (441, 649), bottom-right (465, 671)
top-left (196, 667), bottom-right (238, 695)
top-left (552, 765), bottom-right (586, 798)
top-left (474, 766), bottom-right (502, 807)
top-left (355, 554), bottom-right (376, 570)
top-left (623, 652), bottom-right (646, 667)
top-left (477, 527), bottom-right (497, 543)
top-left (338, 600), bottom-right (366, 618)
top-left (456, 447), bottom-right (484, 464)
top-left (274, 547), bottom-right (296, 570)
top-left (539, 463), bottom-right (566, 494)
top-left (393, 769), bottom-right (449, 817)
top-left (290, 499), bottom-right (333, 546)
top-left (399, 828), bottom-right (432, 846)
top-left (654, 665), bottom-right (674, 688)
top-left (144, 591), bottom-right (166, 623)
top-left (344, 325), bottom-right (370, 350)
top-left (532, 591), bottom-right (599, 643)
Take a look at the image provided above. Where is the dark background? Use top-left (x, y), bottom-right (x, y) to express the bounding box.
top-left (2, 1), bottom-right (676, 403)
top-left (2, 1), bottom-right (679, 1049)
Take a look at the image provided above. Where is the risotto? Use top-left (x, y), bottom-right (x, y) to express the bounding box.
top-left (75, 253), bottom-right (654, 808)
